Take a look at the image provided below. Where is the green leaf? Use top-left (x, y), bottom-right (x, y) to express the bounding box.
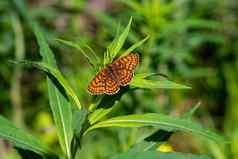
top-left (33, 23), bottom-right (73, 159)
top-left (89, 107), bottom-right (114, 125)
top-left (71, 109), bottom-right (88, 158)
top-left (84, 113), bottom-right (227, 143)
top-left (32, 23), bottom-right (56, 67)
top-left (13, 60), bottom-right (82, 109)
top-left (121, 36), bottom-right (149, 57)
top-left (0, 116), bottom-right (56, 157)
top-left (46, 57), bottom-right (73, 159)
top-left (88, 99), bottom-right (119, 125)
top-left (131, 75), bottom-right (191, 89)
top-left (72, 108), bottom-right (88, 136)
top-left (56, 39), bottom-right (100, 69)
top-left (105, 17), bottom-right (132, 64)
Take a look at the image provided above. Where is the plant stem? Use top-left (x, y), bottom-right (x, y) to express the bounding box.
top-left (10, 12), bottom-right (25, 127)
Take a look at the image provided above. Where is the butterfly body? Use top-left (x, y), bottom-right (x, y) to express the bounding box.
top-left (88, 53), bottom-right (139, 95)
top-left (107, 66), bottom-right (118, 82)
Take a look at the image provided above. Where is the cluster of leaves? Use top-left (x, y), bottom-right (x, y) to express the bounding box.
top-left (1, 0), bottom-right (237, 159)
top-left (0, 1), bottom-right (227, 157)
top-left (91, 1), bottom-right (238, 158)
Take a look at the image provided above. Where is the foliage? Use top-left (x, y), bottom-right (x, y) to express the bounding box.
top-left (0, 0), bottom-right (237, 159)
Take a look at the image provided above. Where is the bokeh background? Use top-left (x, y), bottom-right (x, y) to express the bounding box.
top-left (0, 0), bottom-right (237, 158)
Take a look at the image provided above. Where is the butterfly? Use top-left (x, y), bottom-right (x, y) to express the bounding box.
top-left (88, 53), bottom-right (139, 95)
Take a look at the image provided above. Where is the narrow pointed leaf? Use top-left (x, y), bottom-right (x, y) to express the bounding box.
top-left (84, 113), bottom-right (227, 143)
top-left (131, 76), bottom-right (191, 89)
top-left (33, 23), bottom-right (73, 159)
top-left (121, 36), bottom-right (149, 57)
top-left (106, 17), bottom-right (132, 64)
top-left (0, 116), bottom-right (55, 157)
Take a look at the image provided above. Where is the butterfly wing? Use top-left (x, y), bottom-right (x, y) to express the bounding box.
top-left (88, 68), bottom-right (107, 95)
top-left (105, 74), bottom-right (120, 95)
top-left (110, 53), bottom-right (139, 86)
top-left (88, 68), bottom-right (120, 95)
top-left (88, 53), bottom-right (139, 95)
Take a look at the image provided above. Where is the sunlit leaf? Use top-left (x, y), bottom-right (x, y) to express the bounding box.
top-left (33, 23), bottom-right (73, 159)
top-left (131, 75), bottom-right (191, 89)
top-left (84, 113), bottom-right (227, 143)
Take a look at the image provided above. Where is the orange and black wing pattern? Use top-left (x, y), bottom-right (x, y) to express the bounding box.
top-left (87, 68), bottom-right (119, 95)
top-left (88, 53), bottom-right (139, 95)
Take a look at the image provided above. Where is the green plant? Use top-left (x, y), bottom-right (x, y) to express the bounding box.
top-left (0, 14), bottom-right (227, 159)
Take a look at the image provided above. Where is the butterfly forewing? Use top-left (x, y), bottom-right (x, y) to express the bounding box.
top-left (88, 53), bottom-right (139, 95)
top-left (110, 53), bottom-right (139, 86)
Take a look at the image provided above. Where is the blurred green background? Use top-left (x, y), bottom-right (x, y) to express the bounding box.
top-left (0, 0), bottom-right (237, 159)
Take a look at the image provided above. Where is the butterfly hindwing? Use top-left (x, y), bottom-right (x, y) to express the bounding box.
top-left (105, 74), bottom-right (120, 95)
top-left (88, 68), bottom-right (119, 95)
top-left (88, 68), bottom-right (107, 95)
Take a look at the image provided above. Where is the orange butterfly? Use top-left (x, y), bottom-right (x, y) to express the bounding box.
top-left (88, 53), bottom-right (139, 95)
